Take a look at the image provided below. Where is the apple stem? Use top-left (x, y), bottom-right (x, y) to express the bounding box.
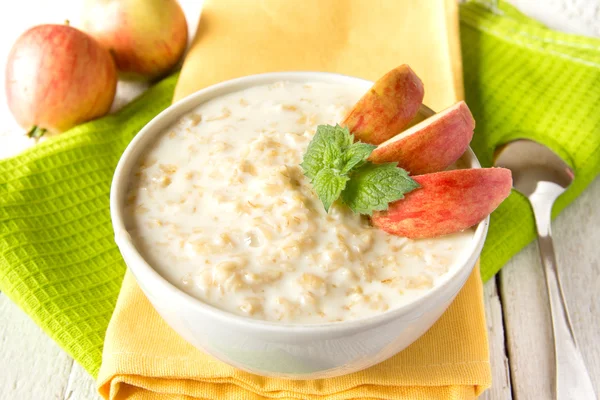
top-left (64, 19), bottom-right (70, 26)
top-left (27, 126), bottom-right (47, 139)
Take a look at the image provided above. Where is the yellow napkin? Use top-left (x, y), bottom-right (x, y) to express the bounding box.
top-left (98, 0), bottom-right (492, 398)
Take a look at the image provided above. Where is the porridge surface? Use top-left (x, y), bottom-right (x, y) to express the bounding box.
top-left (125, 81), bottom-right (473, 323)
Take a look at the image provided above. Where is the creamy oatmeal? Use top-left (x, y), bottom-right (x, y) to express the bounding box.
top-left (124, 81), bottom-right (473, 323)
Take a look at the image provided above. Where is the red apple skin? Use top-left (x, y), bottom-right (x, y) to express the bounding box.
top-left (342, 65), bottom-right (424, 145)
top-left (82, 0), bottom-right (188, 81)
top-left (372, 168), bottom-right (513, 239)
top-left (5, 24), bottom-right (117, 134)
top-left (369, 101), bottom-right (475, 175)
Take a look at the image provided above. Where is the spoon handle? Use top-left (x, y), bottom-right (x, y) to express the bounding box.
top-left (530, 195), bottom-right (597, 400)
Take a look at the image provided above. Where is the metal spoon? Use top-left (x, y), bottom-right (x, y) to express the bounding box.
top-left (494, 139), bottom-right (597, 400)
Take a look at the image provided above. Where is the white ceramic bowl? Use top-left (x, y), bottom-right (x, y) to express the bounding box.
top-left (110, 72), bottom-right (488, 379)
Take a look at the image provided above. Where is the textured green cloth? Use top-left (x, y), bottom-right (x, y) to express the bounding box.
top-left (0, 74), bottom-right (178, 377)
top-left (461, 2), bottom-right (600, 281)
top-left (1, 2), bottom-right (599, 379)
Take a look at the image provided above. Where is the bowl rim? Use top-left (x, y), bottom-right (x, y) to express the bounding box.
top-left (110, 71), bottom-right (489, 333)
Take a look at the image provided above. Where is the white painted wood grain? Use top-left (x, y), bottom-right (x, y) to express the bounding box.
top-left (552, 177), bottom-right (600, 391)
top-left (507, 0), bottom-right (600, 37)
top-left (480, 279), bottom-right (513, 400)
top-left (0, 294), bottom-right (74, 400)
top-left (0, 292), bottom-right (101, 400)
top-left (499, 245), bottom-right (555, 400)
top-left (63, 363), bottom-right (101, 400)
top-left (499, 176), bottom-right (600, 400)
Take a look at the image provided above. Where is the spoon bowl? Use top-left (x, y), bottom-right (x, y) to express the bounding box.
top-left (495, 139), bottom-right (574, 198)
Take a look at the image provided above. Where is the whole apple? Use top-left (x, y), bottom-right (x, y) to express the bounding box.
top-left (5, 24), bottom-right (117, 136)
top-left (82, 0), bottom-right (188, 81)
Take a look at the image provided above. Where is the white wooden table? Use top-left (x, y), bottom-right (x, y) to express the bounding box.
top-left (1, 1), bottom-right (598, 399)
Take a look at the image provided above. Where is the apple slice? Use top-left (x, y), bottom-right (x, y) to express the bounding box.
top-left (372, 168), bottom-right (512, 239)
top-left (369, 101), bottom-right (475, 175)
top-left (342, 65), bottom-right (424, 145)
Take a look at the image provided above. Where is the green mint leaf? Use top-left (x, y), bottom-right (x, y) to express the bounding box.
top-left (341, 162), bottom-right (420, 215)
top-left (321, 124), bottom-right (354, 149)
top-left (312, 168), bottom-right (349, 212)
top-left (340, 142), bottom-right (377, 174)
top-left (300, 124), bottom-right (353, 181)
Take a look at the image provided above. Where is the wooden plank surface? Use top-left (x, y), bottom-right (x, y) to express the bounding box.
top-left (507, 0), bottom-right (600, 37)
top-left (480, 279), bottom-right (513, 400)
top-left (499, 176), bottom-right (600, 400)
top-left (0, 294), bottom-right (74, 400)
top-left (63, 363), bottom-right (101, 400)
top-left (499, 244), bottom-right (555, 399)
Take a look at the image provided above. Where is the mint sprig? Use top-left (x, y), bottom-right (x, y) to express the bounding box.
top-left (301, 124), bottom-right (354, 181)
top-left (300, 124), bottom-right (419, 214)
top-left (341, 163), bottom-right (419, 215)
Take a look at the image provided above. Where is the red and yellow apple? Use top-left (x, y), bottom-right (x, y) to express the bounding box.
top-left (369, 101), bottom-right (475, 174)
top-left (82, 0), bottom-right (188, 81)
top-left (342, 65), bottom-right (424, 145)
top-left (5, 24), bottom-right (117, 136)
top-left (372, 168), bottom-right (512, 238)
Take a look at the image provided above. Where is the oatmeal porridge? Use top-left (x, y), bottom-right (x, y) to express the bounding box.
top-left (124, 81), bottom-right (474, 323)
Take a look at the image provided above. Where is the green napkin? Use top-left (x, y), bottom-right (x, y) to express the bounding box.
top-left (1, 2), bottom-right (599, 379)
top-left (461, 1), bottom-right (600, 281)
top-left (0, 74), bottom-right (178, 377)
